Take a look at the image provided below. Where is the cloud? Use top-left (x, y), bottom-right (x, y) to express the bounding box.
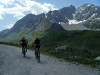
top-left (0, 0), bottom-right (14, 5)
top-left (0, 15), bottom-right (3, 20)
top-left (30, 2), bottom-right (58, 14)
top-left (3, 23), bottom-right (14, 29)
top-left (0, 23), bottom-right (14, 31)
top-left (0, 4), bottom-right (5, 20)
top-left (0, 0), bottom-right (58, 19)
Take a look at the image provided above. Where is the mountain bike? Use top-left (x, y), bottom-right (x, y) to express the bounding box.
top-left (22, 46), bottom-right (27, 58)
top-left (35, 48), bottom-right (40, 63)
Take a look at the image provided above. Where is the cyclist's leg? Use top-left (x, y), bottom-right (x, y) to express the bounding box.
top-left (25, 46), bottom-right (27, 52)
top-left (37, 47), bottom-right (40, 58)
top-left (22, 46), bottom-right (24, 54)
top-left (23, 46), bottom-right (26, 57)
top-left (35, 47), bottom-right (37, 57)
top-left (37, 47), bottom-right (40, 62)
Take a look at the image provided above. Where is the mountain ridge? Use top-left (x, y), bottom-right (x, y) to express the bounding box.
top-left (0, 3), bottom-right (100, 40)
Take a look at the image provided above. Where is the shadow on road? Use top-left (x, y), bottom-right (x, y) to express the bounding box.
top-left (39, 60), bottom-right (48, 64)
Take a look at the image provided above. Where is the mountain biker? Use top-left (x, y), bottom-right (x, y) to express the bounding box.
top-left (20, 37), bottom-right (28, 53)
top-left (32, 38), bottom-right (41, 59)
top-left (33, 38), bottom-right (41, 50)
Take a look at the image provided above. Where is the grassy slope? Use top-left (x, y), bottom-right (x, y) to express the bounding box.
top-left (0, 30), bottom-right (100, 67)
top-left (41, 30), bottom-right (100, 67)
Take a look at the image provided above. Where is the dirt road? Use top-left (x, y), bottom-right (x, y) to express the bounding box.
top-left (0, 44), bottom-right (100, 75)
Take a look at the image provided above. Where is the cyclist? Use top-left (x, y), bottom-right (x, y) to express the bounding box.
top-left (20, 37), bottom-right (28, 54)
top-left (32, 38), bottom-right (41, 61)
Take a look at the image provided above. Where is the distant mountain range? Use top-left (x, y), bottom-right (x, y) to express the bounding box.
top-left (0, 3), bottom-right (100, 41)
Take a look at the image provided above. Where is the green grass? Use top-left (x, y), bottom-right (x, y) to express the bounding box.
top-left (0, 30), bottom-right (100, 68)
top-left (41, 30), bottom-right (100, 67)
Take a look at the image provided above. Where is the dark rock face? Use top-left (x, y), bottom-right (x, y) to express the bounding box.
top-left (75, 3), bottom-right (100, 21)
top-left (0, 29), bottom-right (9, 38)
top-left (46, 5), bottom-right (76, 23)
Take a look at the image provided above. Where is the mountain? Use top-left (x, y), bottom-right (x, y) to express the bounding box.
top-left (83, 18), bottom-right (100, 29)
top-left (0, 29), bottom-right (9, 38)
top-left (0, 13), bottom-right (64, 42)
top-left (0, 3), bottom-right (100, 40)
top-left (67, 3), bottom-right (100, 30)
top-left (0, 14), bottom-right (37, 38)
top-left (46, 5), bottom-right (76, 23)
top-left (0, 5), bottom-right (76, 40)
top-left (75, 3), bottom-right (100, 21)
top-left (0, 4), bottom-right (100, 66)
top-left (9, 14), bottom-right (37, 33)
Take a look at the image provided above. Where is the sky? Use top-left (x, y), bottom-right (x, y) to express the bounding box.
top-left (0, 0), bottom-right (100, 31)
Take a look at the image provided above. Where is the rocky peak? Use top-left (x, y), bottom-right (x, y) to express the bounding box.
top-left (75, 3), bottom-right (100, 21)
top-left (46, 5), bottom-right (76, 23)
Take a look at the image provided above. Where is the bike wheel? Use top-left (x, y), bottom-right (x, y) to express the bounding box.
top-left (37, 51), bottom-right (40, 63)
top-left (23, 51), bottom-right (26, 58)
top-left (37, 57), bottom-right (40, 63)
top-left (35, 50), bottom-right (40, 63)
top-left (22, 48), bottom-right (26, 58)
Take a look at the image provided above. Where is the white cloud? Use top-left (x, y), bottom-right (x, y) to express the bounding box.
top-left (0, 4), bottom-right (5, 20)
top-left (0, 0), bottom-right (14, 5)
top-left (30, 2), bottom-right (58, 15)
top-left (0, 15), bottom-right (3, 20)
top-left (4, 23), bottom-right (14, 29)
top-left (0, 0), bottom-right (58, 19)
top-left (0, 23), bottom-right (14, 31)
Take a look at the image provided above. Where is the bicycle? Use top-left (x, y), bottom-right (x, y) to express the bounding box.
top-left (32, 38), bottom-right (41, 63)
top-left (35, 48), bottom-right (40, 63)
top-left (22, 46), bottom-right (27, 58)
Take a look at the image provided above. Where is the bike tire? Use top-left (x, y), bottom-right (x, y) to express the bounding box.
top-left (22, 48), bottom-right (26, 58)
top-left (23, 51), bottom-right (26, 58)
top-left (35, 51), bottom-right (40, 63)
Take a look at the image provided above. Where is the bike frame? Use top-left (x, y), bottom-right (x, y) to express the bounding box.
top-left (22, 46), bottom-right (26, 58)
top-left (35, 48), bottom-right (40, 63)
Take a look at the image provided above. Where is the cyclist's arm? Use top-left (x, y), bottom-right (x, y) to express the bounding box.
top-left (19, 40), bottom-right (22, 45)
top-left (40, 41), bottom-right (42, 45)
top-left (32, 41), bottom-right (35, 47)
top-left (26, 40), bottom-right (28, 44)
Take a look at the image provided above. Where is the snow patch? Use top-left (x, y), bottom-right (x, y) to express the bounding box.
top-left (51, 12), bottom-right (54, 15)
top-left (89, 13), bottom-right (96, 19)
top-left (45, 14), bottom-right (47, 18)
top-left (96, 18), bottom-right (100, 19)
top-left (68, 20), bottom-right (86, 24)
top-left (80, 8), bottom-right (85, 11)
top-left (91, 14), bottom-right (96, 17)
top-left (72, 14), bottom-right (75, 17)
top-left (78, 10), bottom-right (83, 13)
top-left (59, 22), bottom-right (65, 25)
top-left (95, 8), bottom-right (98, 11)
top-left (95, 56), bottom-right (100, 60)
top-left (88, 13), bottom-right (97, 19)
top-left (86, 4), bottom-right (91, 7)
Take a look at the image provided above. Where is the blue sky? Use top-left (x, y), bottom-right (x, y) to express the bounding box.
top-left (0, 0), bottom-right (100, 31)
top-left (36, 0), bottom-right (100, 8)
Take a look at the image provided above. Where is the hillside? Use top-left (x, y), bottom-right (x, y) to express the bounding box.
top-left (61, 23), bottom-right (90, 30)
top-left (0, 13), bottom-right (64, 43)
top-left (0, 3), bottom-right (100, 66)
top-left (41, 30), bottom-right (100, 66)
top-left (1, 30), bottom-right (100, 66)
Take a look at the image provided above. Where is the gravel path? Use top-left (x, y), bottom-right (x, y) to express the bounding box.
top-left (0, 44), bottom-right (100, 75)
